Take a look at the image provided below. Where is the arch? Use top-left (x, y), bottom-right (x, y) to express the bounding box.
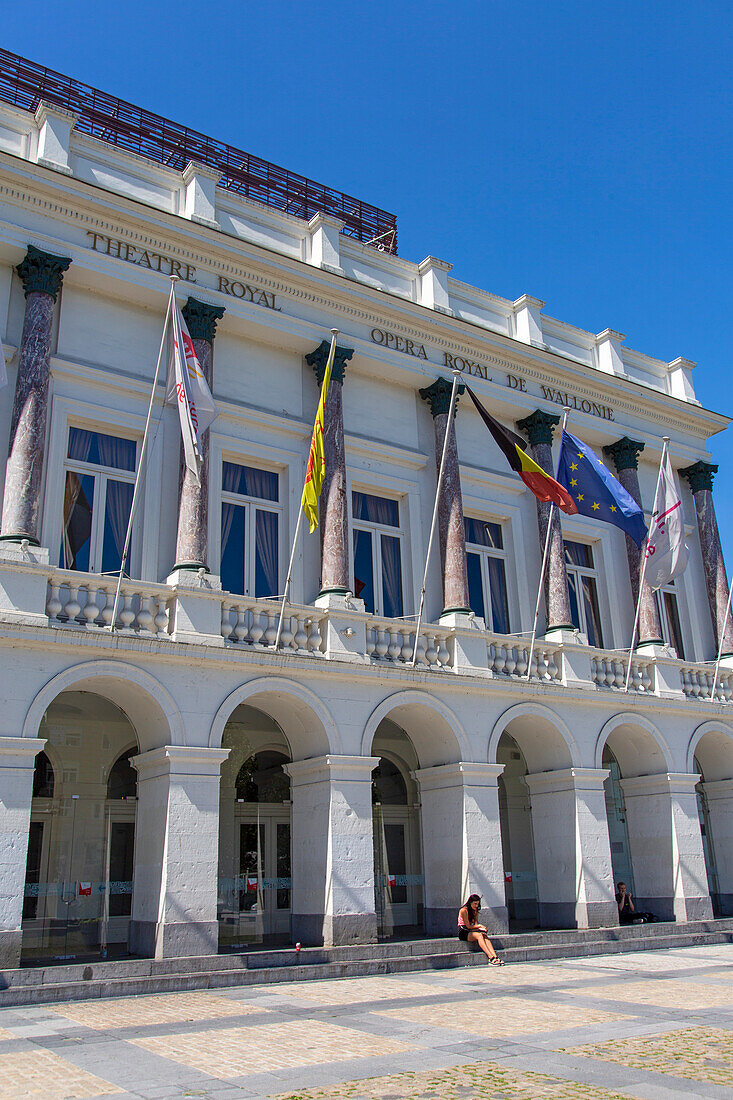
top-left (488, 702), bottom-right (579, 772)
top-left (209, 676), bottom-right (340, 758)
top-left (361, 690), bottom-right (468, 767)
top-left (594, 712), bottom-right (673, 775)
top-left (22, 660), bottom-right (183, 752)
top-left (687, 720), bottom-right (733, 782)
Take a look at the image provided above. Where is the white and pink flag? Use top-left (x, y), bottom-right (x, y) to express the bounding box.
top-left (165, 303), bottom-right (216, 481)
top-left (644, 452), bottom-right (688, 590)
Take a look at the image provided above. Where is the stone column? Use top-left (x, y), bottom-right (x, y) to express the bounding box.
top-left (525, 768), bottom-right (617, 929)
top-left (0, 737), bottom-right (47, 967)
top-left (516, 410), bottom-right (573, 633)
top-left (129, 746), bottom-right (229, 959)
top-left (415, 762), bottom-right (508, 935)
top-left (1, 246), bottom-right (71, 545)
top-left (679, 461), bottom-right (733, 656)
top-left (172, 298), bottom-right (225, 572)
top-left (306, 340), bottom-right (354, 600)
top-left (701, 780), bottom-right (733, 916)
top-left (604, 437), bottom-right (663, 645)
top-left (285, 755), bottom-right (378, 945)
top-left (418, 377), bottom-right (470, 615)
top-left (620, 772), bottom-right (713, 923)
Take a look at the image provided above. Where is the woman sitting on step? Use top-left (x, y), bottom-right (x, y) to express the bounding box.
top-left (458, 894), bottom-right (504, 964)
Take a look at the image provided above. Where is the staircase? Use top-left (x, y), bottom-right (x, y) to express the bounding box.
top-left (2, 918), bottom-right (732, 1008)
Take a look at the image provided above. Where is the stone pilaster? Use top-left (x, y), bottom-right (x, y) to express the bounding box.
top-left (1, 246), bottom-right (71, 545)
top-left (307, 339), bottom-right (354, 597)
top-left (604, 437), bottom-right (663, 645)
top-left (679, 461), bottom-right (733, 656)
top-left (419, 377), bottom-right (470, 615)
top-left (516, 410), bottom-right (573, 632)
top-left (172, 298), bottom-right (225, 572)
top-left (0, 738), bottom-right (48, 967)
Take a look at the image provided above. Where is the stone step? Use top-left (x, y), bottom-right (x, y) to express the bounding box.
top-left (1, 921), bottom-right (731, 1008)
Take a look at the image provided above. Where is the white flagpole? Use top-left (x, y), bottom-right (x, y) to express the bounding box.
top-left (711, 575), bottom-right (733, 701)
top-left (526, 407), bottom-right (571, 682)
top-left (410, 368), bottom-right (463, 667)
top-left (109, 276), bottom-right (177, 632)
top-left (273, 328), bottom-right (338, 651)
top-left (623, 435), bottom-right (669, 693)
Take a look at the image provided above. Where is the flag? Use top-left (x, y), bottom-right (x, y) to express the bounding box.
top-left (165, 302), bottom-right (217, 482)
top-left (466, 387), bottom-right (577, 513)
top-left (643, 452), bottom-right (688, 589)
top-left (302, 337), bottom-right (336, 532)
top-left (557, 430), bottom-right (647, 546)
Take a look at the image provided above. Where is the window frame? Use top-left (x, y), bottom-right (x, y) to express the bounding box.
top-left (464, 516), bottom-right (511, 633)
top-left (654, 582), bottom-right (686, 659)
top-left (563, 537), bottom-right (605, 647)
top-left (350, 488), bottom-right (406, 619)
top-left (219, 459), bottom-right (283, 599)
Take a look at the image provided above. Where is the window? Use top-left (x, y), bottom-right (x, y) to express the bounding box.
top-left (352, 491), bottom-right (404, 618)
top-left (564, 540), bottom-right (604, 647)
top-left (655, 582), bottom-right (685, 659)
top-left (465, 518), bottom-right (510, 633)
top-left (220, 462), bottom-right (280, 597)
top-left (60, 427), bottom-right (136, 574)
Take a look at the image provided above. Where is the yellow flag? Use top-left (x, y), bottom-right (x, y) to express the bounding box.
top-left (302, 337), bottom-right (336, 532)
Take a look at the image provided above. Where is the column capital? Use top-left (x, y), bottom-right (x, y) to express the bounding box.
top-left (414, 762), bottom-right (504, 790)
top-left (517, 408), bottom-right (561, 446)
top-left (525, 767), bottom-right (610, 794)
top-left (285, 754), bottom-right (379, 785)
top-left (131, 745), bottom-right (230, 780)
top-left (680, 460), bottom-right (718, 494)
top-left (620, 771), bottom-right (701, 797)
top-left (419, 376), bottom-right (465, 417)
top-left (16, 245), bottom-right (71, 300)
top-left (306, 339), bottom-right (354, 385)
top-left (603, 436), bottom-right (645, 473)
top-left (182, 297), bottom-right (225, 343)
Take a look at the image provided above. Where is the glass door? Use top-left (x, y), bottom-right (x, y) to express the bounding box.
top-left (236, 809), bottom-right (291, 943)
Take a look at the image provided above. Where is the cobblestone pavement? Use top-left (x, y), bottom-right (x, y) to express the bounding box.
top-left (0, 944), bottom-right (730, 1099)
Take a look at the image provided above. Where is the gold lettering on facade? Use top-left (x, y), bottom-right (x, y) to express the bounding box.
top-left (217, 275), bottom-right (281, 311)
top-left (442, 352), bottom-right (488, 379)
top-left (539, 384), bottom-right (615, 421)
top-left (506, 372), bottom-right (527, 393)
top-left (371, 327), bottom-right (428, 359)
top-left (87, 231), bottom-right (197, 283)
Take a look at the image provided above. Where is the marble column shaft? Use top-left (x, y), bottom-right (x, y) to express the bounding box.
top-left (680, 461), bottom-right (733, 655)
top-left (307, 340), bottom-right (354, 595)
top-left (174, 298), bottom-right (225, 571)
top-left (517, 410), bottom-right (573, 630)
top-left (1, 246), bottom-right (71, 544)
top-left (419, 377), bottom-right (470, 613)
top-left (604, 437), bottom-right (663, 644)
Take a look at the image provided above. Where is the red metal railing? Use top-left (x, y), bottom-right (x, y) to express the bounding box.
top-left (0, 47), bottom-right (398, 254)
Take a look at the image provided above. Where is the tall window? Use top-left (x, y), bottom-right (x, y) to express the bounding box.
top-left (465, 518), bottom-right (510, 633)
top-left (655, 582), bottom-right (685, 658)
top-left (564, 540), bottom-right (604, 647)
top-left (352, 491), bottom-right (404, 618)
top-left (60, 427), bottom-right (136, 574)
top-left (220, 462), bottom-right (280, 598)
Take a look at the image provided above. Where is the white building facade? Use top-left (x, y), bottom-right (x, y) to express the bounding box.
top-left (0, 51), bottom-right (732, 969)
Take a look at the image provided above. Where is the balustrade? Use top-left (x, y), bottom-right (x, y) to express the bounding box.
top-left (486, 636), bottom-right (561, 682)
top-left (45, 573), bottom-right (171, 637)
top-left (221, 599), bottom-right (325, 656)
top-left (365, 619), bottom-right (452, 669)
top-left (590, 653), bottom-right (653, 692)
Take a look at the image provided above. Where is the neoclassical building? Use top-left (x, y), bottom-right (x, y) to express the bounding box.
top-left (0, 50), bottom-right (732, 969)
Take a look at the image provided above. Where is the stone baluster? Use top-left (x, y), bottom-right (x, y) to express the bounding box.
top-left (679, 461), bottom-right (733, 657)
top-left (603, 437), bottom-right (664, 646)
top-left (418, 376), bottom-right (470, 617)
top-left (306, 339), bottom-right (354, 602)
top-left (516, 410), bottom-right (573, 634)
top-left (0, 246), bottom-right (71, 545)
top-left (172, 298), bottom-right (225, 573)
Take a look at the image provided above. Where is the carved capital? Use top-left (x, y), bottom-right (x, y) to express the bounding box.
top-left (516, 408), bottom-right (560, 446)
top-left (419, 376), bottom-right (465, 418)
top-left (16, 244), bottom-right (71, 301)
top-left (306, 339), bottom-right (354, 385)
top-left (182, 297), bottom-right (225, 343)
top-left (603, 436), bottom-right (645, 473)
top-left (680, 460), bottom-right (718, 494)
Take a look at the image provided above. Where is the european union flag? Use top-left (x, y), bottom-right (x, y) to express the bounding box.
top-left (557, 430), bottom-right (647, 547)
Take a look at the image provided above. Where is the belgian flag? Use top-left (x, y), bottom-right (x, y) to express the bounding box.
top-left (467, 387), bottom-right (577, 514)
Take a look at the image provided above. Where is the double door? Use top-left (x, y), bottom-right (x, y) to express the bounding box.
top-left (237, 807), bottom-right (291, 941)
top-left (373, 804), bottom-right (422, 936)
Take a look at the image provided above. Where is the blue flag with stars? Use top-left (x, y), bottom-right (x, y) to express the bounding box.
top-left (557, 430), bottom-right (647, 547)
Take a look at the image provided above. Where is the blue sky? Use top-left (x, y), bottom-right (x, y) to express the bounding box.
top-left (4, 1), bottom-right (732, 544)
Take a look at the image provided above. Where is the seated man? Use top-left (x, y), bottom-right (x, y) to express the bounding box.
top-left (616, 881), bottom-right (656, 924)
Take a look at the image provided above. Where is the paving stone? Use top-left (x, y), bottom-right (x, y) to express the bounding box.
top-left (50, 992), bottom-right (267, 1029)
top-left (565, 1025), bottom-right (733, 1088)
top-left (0, 1046), bottom-right (122, 1098)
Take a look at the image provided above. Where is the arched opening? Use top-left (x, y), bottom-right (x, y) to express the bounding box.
top-left (370, 723), bottom-right (422, 938)
top-left (602, 744), bottom-right (634, 894)
top-left (218, 706), bottom-right (292, 948)
top-left (22, 691), bottom-right (140, 963)
top-left (497, 733), bottom-right (538, 928)
top-left (690, 725), bottom-right (733, 917)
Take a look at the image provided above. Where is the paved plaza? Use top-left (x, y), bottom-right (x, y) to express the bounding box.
top-left (0, 945), bottom-right (731, 1099)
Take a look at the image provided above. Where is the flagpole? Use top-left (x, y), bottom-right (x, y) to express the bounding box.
top-left (623, 436), bottom-right (669, 692)
top-left (711, 574), bottom-right (733, 701)
top-left (273, 328), bottom-right (339, 651)
top-left (410, 368), bottom-right (463, 668)
top-left (109, 276), bottom-right (177, 632)
top-left (526, 407), bottom-right (571, 682)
